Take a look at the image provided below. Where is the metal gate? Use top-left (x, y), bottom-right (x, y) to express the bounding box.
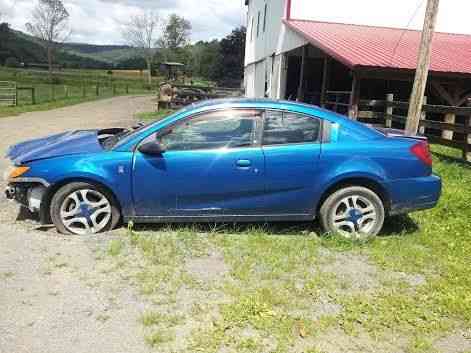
top-left (0, 81), bottom-right (17, 106)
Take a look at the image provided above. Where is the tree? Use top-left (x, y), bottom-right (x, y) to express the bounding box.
top-left (122, 11), bottom-right (161, 85)
top-left (211, 27), bottom-right (246, 87)
top-left (25, 0), bottom-right (70, 79)
top-left (0, 22), bottom-right (10, 52)
top-left (188, 40), bottom-right (220, 79)
top-left (159, 14), bottom-right (191, 60)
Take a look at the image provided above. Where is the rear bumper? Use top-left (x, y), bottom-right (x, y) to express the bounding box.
top-left (387, 174), bottom-right (442, 215)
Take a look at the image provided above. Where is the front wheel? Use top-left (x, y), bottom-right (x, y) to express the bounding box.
top-left (319, 186), bottom-right (385, 239)
top-left (50, 182), bottom-right (121, 235)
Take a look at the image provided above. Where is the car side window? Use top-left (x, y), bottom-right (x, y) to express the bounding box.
top-left (263, 110), bottom-right (321, 146)
top-left (157, 110), bottom-right (262, 151)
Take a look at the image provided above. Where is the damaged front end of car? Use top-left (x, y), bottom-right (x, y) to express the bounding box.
top-left (4, 164), bottom-right (50, 216)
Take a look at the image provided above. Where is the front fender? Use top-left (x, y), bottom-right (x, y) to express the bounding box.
top-left (26, 152), bottom-right (134, 217)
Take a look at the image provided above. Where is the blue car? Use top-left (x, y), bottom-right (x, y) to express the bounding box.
top-left (4, 99), bottom-right (441, 238)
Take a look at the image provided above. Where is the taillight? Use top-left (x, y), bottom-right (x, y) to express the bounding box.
top-left (410, 141), bottom-right (432, 166)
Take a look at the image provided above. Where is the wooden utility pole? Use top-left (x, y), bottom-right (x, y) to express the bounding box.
top-left (405, 0), bottom-right (440, 135)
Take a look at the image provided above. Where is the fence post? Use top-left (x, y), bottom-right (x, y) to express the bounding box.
top-left (64, 85), bottom-right (69, 99)
top-left (14, 86), bottom-right (18, 107)
top-left (31, 87), bottom-right (36, 105)
top-left (442, 112), bottom-right (455, 140)
top-left (113, 84), bottom-right (116, 95)
top-left (419, 96), bottom-right (427, 135)
top-left (82, 85), bottom-right (86, 98)
top-left (465, 116), bottom-right (471, 162)
top-left (96, 83), bottom-right (100, 96)
top-left (126, 85), bottom-right (129, 94)
top-left (51, 85), bottom-right (55, 101)
top-left (385, 93), bottom-right (394, 128)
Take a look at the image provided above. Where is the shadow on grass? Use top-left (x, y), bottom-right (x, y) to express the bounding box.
top-left (131, 220), bottom-right (321, 237)
top-left (431, 151), bottom-right (471, 168)
top-left (380, 214), bottom-right (419, 237)
top-left (131, 215), bottom-right (419, 238)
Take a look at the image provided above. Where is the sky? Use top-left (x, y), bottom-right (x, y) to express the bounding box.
top-left (1, 0), bottom-right (471, 45)
top-left (0, 0), bottom-right (246, 44)
top-left (292, 0), bottom-right (471, 35)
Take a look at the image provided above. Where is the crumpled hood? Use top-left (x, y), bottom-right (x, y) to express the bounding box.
top-left (6, 130), bottom-right (104, 164)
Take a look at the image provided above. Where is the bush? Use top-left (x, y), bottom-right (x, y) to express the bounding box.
top-left (4, 56), bottom-right (20, 68)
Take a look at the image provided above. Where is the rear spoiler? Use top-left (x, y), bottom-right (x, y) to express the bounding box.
top-left (371, 126), bottom-right (428, 141)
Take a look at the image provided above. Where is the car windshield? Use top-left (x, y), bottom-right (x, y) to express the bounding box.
top-left (101, 123), bottom-right (152, 150)
top-left (106, 109), bottom-right (183, 149)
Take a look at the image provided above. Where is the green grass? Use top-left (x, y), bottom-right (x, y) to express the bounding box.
top-left (345, 145), bottom-right (471, 330)
top-left (135, 109), bottom-right (175, 122)
top-left (106, 144), bottom-right (471, 352)
top-left (0, 66), bottom-right (157, 117)
top-left (145, 330), bottom-right (176, 347)
top-left (0, 95), bottom-right (103, 118)
top-left (108, 239), bottom-right (124, 257)
top-left (141, 311), bottom-right (185, 327)
top-left (0, 87), bottom-right (154, 118)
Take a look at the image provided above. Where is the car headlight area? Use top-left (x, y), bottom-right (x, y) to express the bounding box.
top-left (5, 183), bottom-right (47, 213)
top-left (4, 164), bottom-right (47, 213)
top-left (4, 165), bottom-right (30, 181)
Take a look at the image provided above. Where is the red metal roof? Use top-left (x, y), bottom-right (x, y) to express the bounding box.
top-left (285, 19), bottom-right (471, 75)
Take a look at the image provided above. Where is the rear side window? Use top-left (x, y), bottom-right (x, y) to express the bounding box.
top-left (263, 111), bottom-right (321, 145)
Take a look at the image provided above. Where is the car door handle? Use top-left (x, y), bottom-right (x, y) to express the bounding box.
top-left (236, 159), bottom-right (252, 168)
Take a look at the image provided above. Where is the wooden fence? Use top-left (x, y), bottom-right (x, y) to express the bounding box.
top-left (325, 90), bottom-right (351, 115)
top-left (0, 81), bottom-right (17, 106)
top-left (355, 94), bottom-right (471, 162)
top-left (10, 83), bottom-right (132, 106)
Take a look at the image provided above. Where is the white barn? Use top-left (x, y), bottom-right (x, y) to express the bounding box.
top-left (244, 0), bottom-right (306, 100)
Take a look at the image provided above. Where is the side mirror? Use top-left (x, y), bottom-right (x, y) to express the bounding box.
top-left (138, 141), bottom-right (166, 155)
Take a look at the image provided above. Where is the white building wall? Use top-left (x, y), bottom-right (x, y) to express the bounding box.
top-left (244, 0), bottom-right (306, 98)
top-left (244, 64), bottom-right (256, 98)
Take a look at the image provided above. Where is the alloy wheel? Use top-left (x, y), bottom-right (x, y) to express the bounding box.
top-left (59, 189), bottom-right (112, 235)
top-left (331, 195), bottom-right (377, 239)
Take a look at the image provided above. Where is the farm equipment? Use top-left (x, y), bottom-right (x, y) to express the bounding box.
top-left (157, 82), bottom-right (243, 110)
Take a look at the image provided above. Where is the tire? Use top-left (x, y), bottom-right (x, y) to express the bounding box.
top-left (50, 182), bottom-right (121, 235)
top-left (319, 186), bottom-right (385, 239)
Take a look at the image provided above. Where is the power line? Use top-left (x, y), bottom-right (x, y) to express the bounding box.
top-left (390, 0), bottom-right (426, 64)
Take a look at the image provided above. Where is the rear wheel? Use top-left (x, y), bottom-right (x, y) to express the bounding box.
top-left (50, 182), bottom-right (121, 235)
top-left (319, 186), bottom-right (385, 239)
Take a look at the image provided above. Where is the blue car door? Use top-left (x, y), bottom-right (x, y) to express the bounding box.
top-left (132, 109), bottom-right (266, 218)
top-left (261, 110), bottom-right (322, 215)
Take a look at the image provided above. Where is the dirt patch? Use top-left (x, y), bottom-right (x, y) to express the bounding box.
top-left (320, 252), bottom-right (380, 293)
top-left (185, 250), bottom-right (229, 283)
top-left (434, 330), bottom-right (471, 353)
top-left (0, 96), bottom-right (155, 353)
top-left (290, 294), bottom-right (343, 322)
top-left (319, 250), bottom-right (427, 295)
top-left (308, 327), bottom-right (408, 353)
top-left (388, 271), bottom-right (426, 287)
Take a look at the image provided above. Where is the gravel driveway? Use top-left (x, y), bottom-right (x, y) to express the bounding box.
top-left (0, 96), bottom-right (155, 353)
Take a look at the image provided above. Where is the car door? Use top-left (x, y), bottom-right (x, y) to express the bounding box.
top-left (261, 110), bottom-right (322, 215)
top-left (132, 109), bottom-right (266, 218)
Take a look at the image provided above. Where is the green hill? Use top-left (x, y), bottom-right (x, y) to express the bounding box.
top-left (0, 24), bottom-right (137, 68)
top-left (61, 42), bottom-right (137, 65)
